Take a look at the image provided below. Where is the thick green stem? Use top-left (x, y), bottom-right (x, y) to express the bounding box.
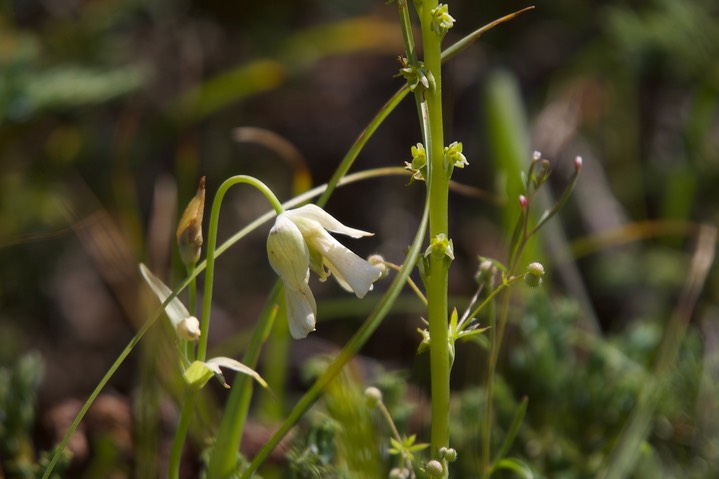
top-left (420, 0), bottom-right (451, 471)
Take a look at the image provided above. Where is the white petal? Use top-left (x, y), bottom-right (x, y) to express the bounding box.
top-left (286, 204), bottom-right (373, 238)
top-left (139, 263), bottom-right (198, 339)
top-left (306, 230), bottom-right (382, 298)
top-left (205, 356), bottom-right (269, 389)
top-left (284, 283), bottom-right (317, 339)
top-left (267, 214), bottom-right (310, 290)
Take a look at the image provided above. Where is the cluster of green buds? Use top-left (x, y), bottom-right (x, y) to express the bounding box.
top-left (396, 57), bottom-right (434, 93)
top-left (404, 143), bottom-right (427, 182)
top-left (524, 261), bottom-right (545, 288)
top-left (404, 141), bottom-right (469, 183)
top-left (430, 3), bottom-right (456, 36)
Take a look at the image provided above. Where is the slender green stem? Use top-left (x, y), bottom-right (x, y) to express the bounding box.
top-left (377, 400), bottom-right (416, 479)
top-left (199, 176), bottom-right (283, 362)
top-left (186, 264), bottom-right (197, 360)
top-left (385, 261), bottom-right (427, 306)
top-left (460, 276), bottom-right (522, 334)
top-left (205, 283), bottom-right (281, 479)
top-left (420, 1), bottom-right (451, 471)
top-left (41, 307), bottom-right (161, 479)
top-left (397, 0), bottom-right (417, 66)
top-left (168, 391), bottom-right (198, 479)
top-left (482, 287), bottom-right (509, 479)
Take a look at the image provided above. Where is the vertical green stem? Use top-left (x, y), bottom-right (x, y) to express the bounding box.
top-left (481, 287), bottom-right (510, 478)
top-left (420, 1), bottom-right (451, 472)
top-left (168, 391), bottom-right (198, 479)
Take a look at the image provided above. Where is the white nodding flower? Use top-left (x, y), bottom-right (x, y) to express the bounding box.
top-left (267, 204), bottom-right (382, 339)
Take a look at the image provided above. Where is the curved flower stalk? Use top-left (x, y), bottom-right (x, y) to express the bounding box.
top-left (267, 204), bottom-right (382, 339)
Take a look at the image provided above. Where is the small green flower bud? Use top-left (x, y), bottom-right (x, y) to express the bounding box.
top-left (430, 4), bottom-right (455, 34)
top-left (525, 262), bottom-right (545, 288)
top-left (425, 234), bottom-right (454, 261)
top-left (425, 459), bottom-right (444, 477)
top-left (445, 141), bottom-right (468, 169)
top-left (364, 386), bottom-right (383, 408)
top-left (439, 447), bottom-right (457, 462)
top-left (368, 254), bottom-right (389, 279)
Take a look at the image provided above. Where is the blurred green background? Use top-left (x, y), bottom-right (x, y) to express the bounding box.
top-left (1, 0), bottom-right (718, 477)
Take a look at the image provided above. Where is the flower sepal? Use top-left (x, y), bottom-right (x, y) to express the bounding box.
top-left (183, 357), bottom-right (268, 391)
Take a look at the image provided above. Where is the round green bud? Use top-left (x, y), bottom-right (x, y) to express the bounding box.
top-left (425, 460), bottom-right (444, 477)
top-left (440, 447), bottom-right (457, 462)
top-left (364, 386), bottom-right (383, 408)
top-left (525, 262), bottom-right (545, 288)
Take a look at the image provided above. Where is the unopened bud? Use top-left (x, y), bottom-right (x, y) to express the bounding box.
top-left (525, 262), bottom-right (545, 288)
top-left (364, 386), bottom-right (383, 408)
top-left (532, 150), bottom-right (542, 161)
top-left (519, 195), bottom-right (528, 210)
top-left (177, 177), bottom-right (206, 268)
top-left (575, 155), bottom-right (583, 171)
top-left (178, 316), bottom-right (201, 341)
top-left (425, 460), bottom-right (444, 477)
top-left (440, 447), bottom-right (457, 462)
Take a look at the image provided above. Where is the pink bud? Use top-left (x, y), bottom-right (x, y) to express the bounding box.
top-left (519, 195), bottom-right (528, 209)
top-left (574, 155), bottom-right (583, 171)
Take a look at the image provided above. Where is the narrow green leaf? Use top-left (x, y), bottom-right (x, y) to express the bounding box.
top-left (493, 396), bottom-right (528, 464)
top-left (492, 457), bottom-right (534, 479)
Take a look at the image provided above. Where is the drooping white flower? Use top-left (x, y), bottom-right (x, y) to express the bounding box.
top-left (267, 204), bottom-right (382, 339)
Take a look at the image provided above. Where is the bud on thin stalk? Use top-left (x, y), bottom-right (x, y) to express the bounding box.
top-left (177, 177), bottom-right (206, 268)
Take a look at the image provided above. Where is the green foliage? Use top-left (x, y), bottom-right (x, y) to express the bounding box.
top-left (0, 353), bottom-right (67, 479)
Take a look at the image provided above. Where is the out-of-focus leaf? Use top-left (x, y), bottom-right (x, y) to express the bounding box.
top-left (25, 65), bottom-right (147, 110)
top-left (492, 457), bottom-right (534, 479)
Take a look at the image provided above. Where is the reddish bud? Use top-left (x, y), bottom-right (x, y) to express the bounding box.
top-left (519, 195), bottom-right (528, 209)
top-left (574, 155), bottom-right (583, 172)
